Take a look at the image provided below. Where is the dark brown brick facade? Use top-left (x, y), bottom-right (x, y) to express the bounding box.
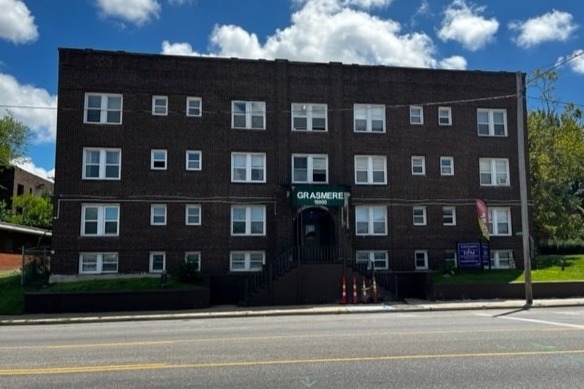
top-left (53, 48), bottom-right (529, 296)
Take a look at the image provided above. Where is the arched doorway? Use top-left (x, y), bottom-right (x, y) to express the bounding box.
top-left (295, 207), bottom-right (336, 262)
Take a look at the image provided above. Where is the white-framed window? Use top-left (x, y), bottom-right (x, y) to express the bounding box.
top-left (82, 148), bottom-right (121, 180)
top-left (185, 205), bottom-right (201, 226)
top-left (232, 100), bottom-right (265, 130)
top-left (292, 154), bottom-right (328, 183)
top-left (442, 206), bottom-right (456, 226)
top-left (354, 104), bottom-right (385, 133)
top-left (488, 208), bottom-right (511, 236)
top-left (438, 106), bottom-right (452, 126)
top-left (356, 251), bottom-right (389, 270)
top-left (354, 156), bottom-right (387, 185)
top-left (413, 206), bottom-right (427, 226)
top-left (415, 250), bottom-right (429, 270)
top-left (84, 93), bottom-right (122, 124)
top-left (231, 205), bottom-right (266, 236)
top-left (231, 153), bottom-right (266, 183)
top-left (149, 251), bottom-right (166, 273)
top-left (152, 96), bottom-right (168, 116)
top-left (444, 250), bottom-right (457, 268)
top-left (411, 156), bottom-right (426, 175)
top-left (292, 103), bottom-right (327, 131)
top-left (185, 251), bottom-right (201, 271)
top-left (151, 149), bottom-right (167, 170)
top-left (186, 97), bottom-right (202, 117)
top-left (151, 204), bottom-right (167, 226)
top-left (355, 206), bottom-right (387, 236)
top-left (230, 251), bottom-right (265, 272)
top-left (440, 156), bottom-right (454, 176)
top-left (489, 250), bottom-right (514, 269)
top-left (79, 253), bottom-right (118, 274)
top-left (477, 109), bottom-right (507, 136)
top-left (81, 204), bottom-right (119, 236)
top-left (186, 151), bottom-right (202, 171)
top-left (480, 158), bottom-right (509, 186)
top-left (410, 105), bottom-right (424, 125)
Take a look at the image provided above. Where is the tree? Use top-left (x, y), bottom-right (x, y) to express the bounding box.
top-left (0, 112), bottom-right (31, 168)
top-left (528, 71), bottom-right (584, 240)
top-left (0, 193), bottom-right (52, 230)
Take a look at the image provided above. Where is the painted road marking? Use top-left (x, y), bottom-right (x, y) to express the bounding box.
top-left (2, 349), bottom-right (584, 376)
top-left (498, 316), bottom-right (584, 329)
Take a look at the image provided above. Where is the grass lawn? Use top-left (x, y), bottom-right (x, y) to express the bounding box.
top-left (432, 254), bottom-right (584, 285)
top-left (0, 272), bottom-right (197, 315)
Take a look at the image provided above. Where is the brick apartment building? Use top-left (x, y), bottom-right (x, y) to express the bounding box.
top-left (0, 166), bottom-right (54, 207)
top-left (52, 48), bottom-right (529, 304)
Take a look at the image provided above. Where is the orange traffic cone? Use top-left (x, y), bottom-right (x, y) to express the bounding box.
top-left (362, 277), bottom-right (367, 303)
top-left (341, 276), bottom-right (347, 304)
top-left (352, 276), bottom-right (358, 304)
top-left (372, 276), bottom-right (378, 303)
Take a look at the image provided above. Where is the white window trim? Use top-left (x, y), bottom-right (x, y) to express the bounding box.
top-left (291, 103), bottom-right (328, 132)
top-left (411, 156), bottom-right (426, 176)
top-left (232, 100), bottom-right (266, 130)
top-left (353, 104), bottom-right (386, 133)
top-left (186, 97), bottom-right (202, 117)
top-left (480, 158), bottom-right (510, 186)
top-left (185, 251), bottom-right (202, 271)
top-left (354, 155), bottom-right (387, 185)
top-left (442, 206), bottom-right (456, 226)
top-left (410, 105), bottom-right (424, 125)
top-left (84, 93), bottom-right (123, 124)
top-left (413, 206), bottom-right (427, 226)
top-left (185, 205), bottom-right (201, 226)
top-left (79, 253), bottom-right (119, 274)
top-left (151, 204), bottom-right (167, 226)
top-left (292, 154), bottom-right (329, 184)
top-left (488, 207), bottom-right (512, 236)
top-left (356, 251), bottom-right (389, 270)
top-left (440, 156), bottom-right (454, 176)
top-left (438, 106), bottom-right (452, 126)
top-left (231, 205), bottom-right (266, 236)
top-left (355, 206), bottom-right (388, 236)
top-left (81, 204), bottom-right (120, 236)
top-left (489, 250), bottom-right (514, 269)
top-left (185, 151), bottom-right (202, 171)
top-left (231, 153), bottom-right (267, 183)
top-left (82, 148), bottom-right (121, 180)
top-left (152, 95), bottom-right (168, 116)
top-left (477, 108), bottom-right (508, 137)
top-left (149, 251), bottom-right (166, 273)
top-left (151, 149), bottom-right (168, 170)
top-left (415, 250), bottom-right (429, 270)
top-left (229, 251), bottom-right (266, 272)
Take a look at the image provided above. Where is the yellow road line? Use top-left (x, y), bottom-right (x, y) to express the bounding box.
top-left (2, 349), bottom-right (584, 376)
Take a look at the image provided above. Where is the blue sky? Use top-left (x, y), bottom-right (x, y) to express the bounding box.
top-left (1, 0), bottom-right (583, 180)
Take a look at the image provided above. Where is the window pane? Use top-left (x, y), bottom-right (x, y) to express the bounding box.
top-left (107, 97), bottom-right (121, 110)
top-left (107, 111), bottom-right (121, 123)
top-left (87, 95), bottom-right (101, 109)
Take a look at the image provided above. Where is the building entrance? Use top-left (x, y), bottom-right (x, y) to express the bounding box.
top-left (295, 207), bottom-right (336, 262)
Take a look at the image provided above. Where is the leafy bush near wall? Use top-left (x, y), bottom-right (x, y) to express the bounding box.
top-left (539, 240), bottom-right (584, 255)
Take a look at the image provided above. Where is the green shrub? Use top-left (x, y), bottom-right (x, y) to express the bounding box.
top-left (173, 262), bottom-right (203, 284)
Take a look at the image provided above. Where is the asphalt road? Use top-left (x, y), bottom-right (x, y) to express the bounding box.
top-left (1, 307), bottom-right (584, 388)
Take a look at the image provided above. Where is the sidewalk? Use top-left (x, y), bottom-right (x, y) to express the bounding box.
top-left (2, 297), bottom-right (584, 326)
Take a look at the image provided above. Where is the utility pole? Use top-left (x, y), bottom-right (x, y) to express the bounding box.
top-left (516, 72), bottom-right (533, 305)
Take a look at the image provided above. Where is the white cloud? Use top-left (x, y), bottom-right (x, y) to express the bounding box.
top-left (439, 55), bottom-right (467, 70)
top-left (437, 0), bottom-right (499, 51)
top-left (0, 0), bottom-right (39, 44)
top-left (556, 50), bottom-right (584, 75)
top-left (509, 10), bottom-right (578, 49)
top-left (0, 73), bottom-right (57, 143)
top-left (95, 0), bottom-right (161, 26)
top-left (14, 159), bottom-right (54, 182)
top-left (162, 0), bottom-right (464, 70)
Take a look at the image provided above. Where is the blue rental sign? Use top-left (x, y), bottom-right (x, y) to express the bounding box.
top-left (457, 242), bottom-right (490, 268)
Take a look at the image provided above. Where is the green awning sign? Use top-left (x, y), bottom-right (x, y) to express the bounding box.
top-left (291, 186), bottom-right (346, 207)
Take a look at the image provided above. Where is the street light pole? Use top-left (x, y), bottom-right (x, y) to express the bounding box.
top-left (516, 72), bottom-right (533, 305)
